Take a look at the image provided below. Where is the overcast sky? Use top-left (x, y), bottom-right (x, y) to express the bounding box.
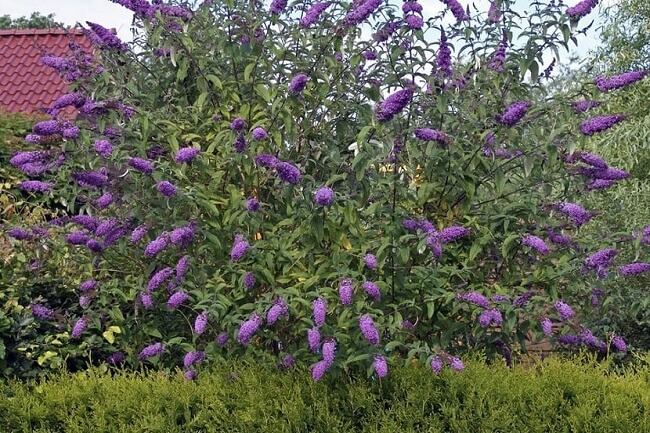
top-left (1, 0), bottom-right (608, 62)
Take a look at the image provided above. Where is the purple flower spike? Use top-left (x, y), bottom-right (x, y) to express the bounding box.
top-left (375, 88), bottom-right (413, 122)
top-left (307, 327), bottom-right (321, 352)
top-left (138, 342), bottom-right (165, 360)
top-left (322, 339), bottom-right (336, 365)
top-left (359, 314), bottom-right (380, 345)
top-left (175, 146), bottom-right (200, 163)
top-left (32, 304), bottom-right (54, 319)
top-left (184, 350), bottom-right (205, 368)
top-left (580, 115), bottom-right (627, 136)
top-left (156, 181), bottom-right (178, 197)
top-left (363, 281), bottom-right (380, 301)
top-left (244, 272), bottom-right (256, 289)
top-left (269, 0), bottom-right (287, 14)
top-left (439, 226), bottom-right (470, 244)
top-left (436, 30), bottom-right (452, 78)
top-left (373, 354), bottom-right (388, 378)
top-left (612, 335), bottom-right (627, 353)
top-left (430, 356), bottom-right (443, 373)
top-left (619, 263), bottom-right (650, 276)
top-left (251, 127), bottom-right (268, 140)
top-left (554, 301), bottom-right (575, 321)
top-left (311, 360), bottom-right (331, 382)
top-left (414, 128), bottom-right (449, 146)
top-left (230, 118), bottom-right (247, 131)
top-left (246, 197), bottom-right (260, 212)
top-left (194, 312), bottom-right (208, 335)
top-left (338, 279), bottom-right (353, 305)
top-left (71, 317), bottom-right (88, 338)
top-left (275, 161), bottom-right (301, 184)
top-left (147, 267), bottom-right (174, 291)
top-left (554, 202), bottom-right (594, 227)
top-left (522, 234), bottom-right (550, 255)
top-left (457, 291), bottom-right (490, 309)
top-left (499, 101), bottom-right (531, 126)
top-left (405, 14), bottom-right (423, 29)
top-left (255, 153), bottom-right (279, 168)
top-left (540, 318), bottom-right (553, 336)
top-left (237, 313), bottom-right (262, 345)
top-left (313, 297), bottom-right (327, 327)
top-left (144, 234), bottom-right (169, 258)
top-left (128, 157), bottom-right (154, 174)
top-left (300, 2), bottom-right (331, 28)
top-left (289, 73), bottom-right (309, 94)
top-left (130, 224), bottom-right (148, 243)
top-left (566, 0), bottom-right (599, 19)
top-left (266, 297), bottom-right (289, 325)
top-left (449, 356), bottom-right (464, 371)
top-left (314, 187), bottom-right (334, 206)
top-left (439, 0), bottom-right (469, 21)
top-left (595, 71), bottom-right (647, 92)
top-left (20, 180), bottom-right (53, 193)
top-left (364, 253), bottom-right (377, 270)
top-left (167, 291), bottom-right (189, 309)
top-left (231, 241), bottom-right (250, 261)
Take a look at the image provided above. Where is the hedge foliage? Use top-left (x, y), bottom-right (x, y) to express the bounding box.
top-left (1, 356), bottom-right (649, 432)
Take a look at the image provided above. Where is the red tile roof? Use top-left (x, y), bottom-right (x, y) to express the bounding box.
top-left (0, 29), bottom-right (94, 115)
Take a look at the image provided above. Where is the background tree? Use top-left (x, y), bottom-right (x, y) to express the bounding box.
top-left (0, 12), bottom-right (65, 30)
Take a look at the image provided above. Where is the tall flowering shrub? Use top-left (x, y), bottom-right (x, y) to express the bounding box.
top-left (3, 0), bottom-right (647, 378)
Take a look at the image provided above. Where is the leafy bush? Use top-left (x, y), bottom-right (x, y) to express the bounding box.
top-left (1, 356), bottom-right (649, 432)
top-left (4, 0), bottom-right (648, 379)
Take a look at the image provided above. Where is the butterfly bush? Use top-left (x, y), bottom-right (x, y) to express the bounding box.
top-left (6, 0), bottom-right (645, 380)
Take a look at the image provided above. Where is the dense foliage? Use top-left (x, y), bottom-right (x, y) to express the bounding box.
top-left (2, 0), bottom-right (648, 379)
top-left (1, 356), bottom-right (649, 432)
top-left (0, 12), bottom-right (65, 30)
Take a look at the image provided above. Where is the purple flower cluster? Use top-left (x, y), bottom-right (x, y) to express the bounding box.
top-left (238, 313), bottom-right (262, 344)
top-left (499, 101), bottom-right (531, 126)
top-left (404, 3), bottom-right (424, 30)
top-left (566, 0), bottom-right (599, 19)
top-left (231, 240), bottom-right (250, 261)
top-left (184, 350), bottom-right (205, 368)
top-left (359, 314), bottom-right (380, 345)
top-left (487, 0), bottom-right (501, 23)
top-left (255, 153), bottom-right (278, 168)
top-left (339, 279), bottom-right (353, 305)
top-left (313, 297), bottom-right (327, 327)
top-left (580, 115), bottom-right (627, 136)
top-left (595, 71), bottom-right (647, 91)
top-left (438, 226), bottom-right (470, 244)
top-left (233, 134), bottom-right (247, 153)
top-left (619, 262), bottom-right (650, 276)
top-left (156, 181), bottom-right (178, 197)
top-left (314, 186), bottom-right (335, 206)
top-left (554, 301), bottom-right (575, 321)
top-left (20, 180), bottom-right (53, 193)
top-left (373, 354), bottom-right (388, 378)
top-left (230, 118), bottom-right (247, 131)
top-left (456, 291), bottom-right (490, 309)
top-left (436, 31), bottom-right (452, 78)
top-left (289, 73), bottom-right (309, 94)
top-left (138, 342), bottom-right (165, 360)
top-left (343, 0), bottom-right (383, 26)
top-left (275, 161), bottom-right (301, 184)
top-left (478, 309), bottom-right (503, 327)
top-left (167, 291), bottom-right (189, 309)
top-left (307, 327), bottom-right (321, 352)
top-left (73, 170), bottom-right (108, 189)
top-left (128, 157), bottom-right (154, 174)
top-left (300, 2), bottom-right (331, 28)
top-left (488, 35), bottom-right (507, 72)
top-left (373, 21), bottom-right (400, 42)
top-left (86, 21), bottom-right (128, 51)
top-left (364, 253), bottom-right (377, 270)
top-left (130, 224), bottom-right (148, 243)
top-left (553, 202), bottom-right (594, 227)
top-left (571, 100), bottom-right (603, 114)
top-left (439, 0), bottom-right (469, 21)
top-left (72, 317), bottom-right (88, 338)
top-left (363, 281), bottom-right (380, 301)
top-left (540, 318), bottom-right (553, 336)
top-left (246, 198), bottom-right (260, 212)
top-left (376, 88), bottom-right (413, 122)
top-left (269, 0), bottom-right (287, 14)
top-left (251, 127), bottom-right (267, 141)
top-left (170, 222), bottom-right (196, 246)
top-left (52, 92), bottom-right (86, 110)
top-left (244, 272), bottom-right (256, 289)
top-left (32, 304), bottom-right (54, 319)
top-left (521, 234), bottom-right (550, 255)
top-left (175, 146), bottom-right (200, 163)
top-left (194, 312), bottom-right (208, 335)
top-left (145, 233), bottom-right (169, 257)
top-left (584, 248), bottom-right (618, 272)
top-left (147, 267), bottom-right (174, 291)
top-left (414, 128), bottom-right (449, 146)
top-left (267, 297), bottom-right (289, 325)
top-left (612, 335), bottom-right (627, 353)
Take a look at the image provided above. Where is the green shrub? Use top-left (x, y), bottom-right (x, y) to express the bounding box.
top-left (0, 356), bottom-right (648, 432)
